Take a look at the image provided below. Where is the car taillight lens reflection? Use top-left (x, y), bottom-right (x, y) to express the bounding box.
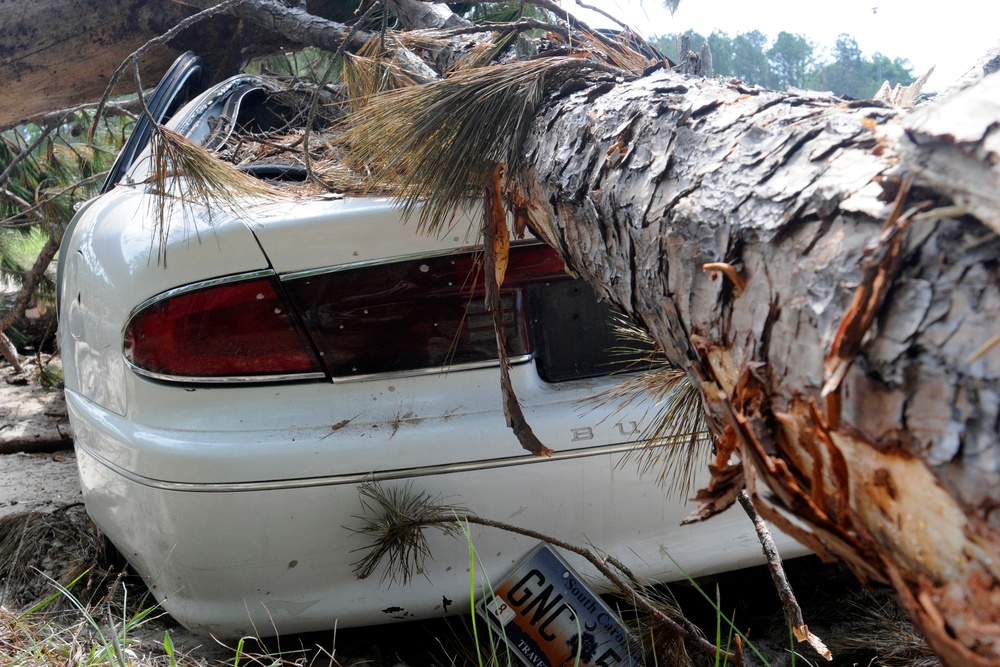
top-left (124, 276), bottom-right (323, 380)
top-left (283, 244), bottom-right (569, 378)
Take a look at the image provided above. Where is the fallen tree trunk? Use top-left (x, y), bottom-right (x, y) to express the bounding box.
top-left (517, 67), bottom-right (1000, 665)
top-left (1, 0), bottom-right (235, 128)
top-left (0, 0), bottom-right (364, 129)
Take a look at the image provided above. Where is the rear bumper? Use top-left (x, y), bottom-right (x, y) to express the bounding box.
top-left (67, 367), bottom-right (812, 637)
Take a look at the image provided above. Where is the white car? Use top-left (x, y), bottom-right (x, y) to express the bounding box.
top-left (58, 54), bottom-right (808, 638)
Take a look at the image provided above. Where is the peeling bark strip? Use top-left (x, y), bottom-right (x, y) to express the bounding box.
top-left (518, 69), bottom-right (1000, 665)
top-left (483, 165), bottom-right (551, 457)
top-left (821, 177), bottom-right (926, 424)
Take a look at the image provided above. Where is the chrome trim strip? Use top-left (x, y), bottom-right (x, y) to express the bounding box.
top-left (78, 434), bottom-right (710, 494)
top-left (125, 357), bottom-right (526, 385)
top-left (125, 362), bottom-right (327, 384)
top-left (280, 246), bottom-right (479, 281)
top-left (328, 354), bottom-right (533, 384)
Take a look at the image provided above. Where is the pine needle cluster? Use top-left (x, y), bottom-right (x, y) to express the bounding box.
top-left (346, 56), bottom-right (620, 232)
top-left (352, 482), bottom-right (469, 585)
top-left (588, 316), bottom-right (711, 500)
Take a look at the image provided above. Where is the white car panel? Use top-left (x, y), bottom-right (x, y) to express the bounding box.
top-left (75, 363), bottom-right (663, 485)
top-left (72, 400), bottom-right (786, 637)
top-left (248, 197), bottom-right (484, 276)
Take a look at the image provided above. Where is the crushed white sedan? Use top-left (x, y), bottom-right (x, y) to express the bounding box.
top-left (58, 54), bottom-right (808, 638)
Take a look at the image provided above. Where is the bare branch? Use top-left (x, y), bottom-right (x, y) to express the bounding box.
top-left (571, 0), bottom-right (629, 31)
top-left (437, 18), bottom-right (570, 41)
top-left (186, 0), bottom-right (373, 51)
top-left (88, 0), bottom-right (250, 142)
top-left (352, 481), bottom-right (736, 665)
top-left (738, 490), bottom-right (831, 661)
top-left (0, 172), bottom-right (106, 229)
top-left (0, 333), bottom-right (22, 374)
top-left (1, 101), bottom-right (138, 134)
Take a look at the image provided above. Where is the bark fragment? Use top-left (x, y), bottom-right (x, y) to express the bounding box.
top-left (484, 165), bottom-right (551, 457)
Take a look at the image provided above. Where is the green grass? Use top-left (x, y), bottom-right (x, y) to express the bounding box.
top-left (3, 571), bottom-right (155, 667)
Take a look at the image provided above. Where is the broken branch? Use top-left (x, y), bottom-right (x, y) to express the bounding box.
top-left (353, 481), bottom-right (736, 665)
top-left (738, 490), bottom-right (831, 662)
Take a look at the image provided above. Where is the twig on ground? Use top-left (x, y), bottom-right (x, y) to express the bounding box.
top-left (738, 489), bottom-right (832, 661)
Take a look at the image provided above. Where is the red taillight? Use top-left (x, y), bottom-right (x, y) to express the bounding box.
top-left (124, 276), bottom-right (323, 380)
top-left (283, 244), bottom-right (569, 378)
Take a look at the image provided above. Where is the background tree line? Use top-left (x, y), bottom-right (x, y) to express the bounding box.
top-left (651, 30), bottom-right (916, 98)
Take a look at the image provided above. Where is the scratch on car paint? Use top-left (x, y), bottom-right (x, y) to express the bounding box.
top-left (267, 599), bottom-right (322, 617)
top-left (507, 506), bottom-right (528, 520)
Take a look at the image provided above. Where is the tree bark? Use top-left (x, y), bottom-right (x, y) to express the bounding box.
top-left (0, 0), bottom-right (361, 129)
top-left (1, 0), bottom-right (229, 128)
top-left (516, 68), bottom-right (1000, 666)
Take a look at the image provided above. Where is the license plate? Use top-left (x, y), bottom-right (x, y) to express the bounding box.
top-left (476, 544), bottom-right (641, 667)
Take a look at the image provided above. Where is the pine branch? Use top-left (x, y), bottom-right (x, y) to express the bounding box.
top-left (351, 481), bottom-right (736, 665)
top-left (0, 120), bottom-right (62, 190)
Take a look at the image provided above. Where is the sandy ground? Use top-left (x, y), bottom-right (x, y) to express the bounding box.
top-left (0, 359), bottom-right (71, 454)
top-left (0, 358), bottom-right (80, 519)
top-left (0, 449), bottom-right (82, 519)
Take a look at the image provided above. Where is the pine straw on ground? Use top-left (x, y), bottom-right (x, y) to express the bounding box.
top-left (0, 505), bottom-right (103, 612)
top-left (0, 503), bottom-right (944, 667)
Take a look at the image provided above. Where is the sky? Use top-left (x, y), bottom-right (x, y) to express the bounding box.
top-left (577, 0), bottom-right (1000, 91)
